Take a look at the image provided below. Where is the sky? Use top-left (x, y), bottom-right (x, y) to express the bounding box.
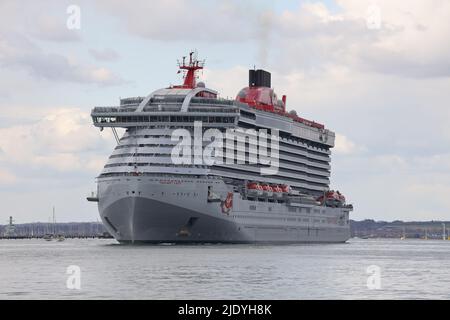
top-left (1, 0), bottom-right (449, 223)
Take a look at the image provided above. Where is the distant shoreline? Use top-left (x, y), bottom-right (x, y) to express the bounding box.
top-left (1, 220), bottom-right (449, 240)
top-left (351, 219), bottom-right (450, 240)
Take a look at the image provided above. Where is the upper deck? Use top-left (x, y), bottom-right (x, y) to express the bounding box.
top-left (91, 88), bottom-right (240, 129)
top-left (91, 52), bottom-right (335, 148)
top-left (91, 89), bottom-right (335, 148)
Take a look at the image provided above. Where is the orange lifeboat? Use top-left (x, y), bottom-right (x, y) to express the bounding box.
top-left (272, 185), bottom-right (282, 193)
top-left (316, 190), bottom-right (346, 207)
top-left (261, 183), bottom-right (273, 196)
top-left (247, 182), bottom-right (263, 196)
top-left (247, 182), bottom-right (259, 190)
top-left (280, 184), bottom-right (291, 193)
top-left (272, 185), bottom-right (283, 198)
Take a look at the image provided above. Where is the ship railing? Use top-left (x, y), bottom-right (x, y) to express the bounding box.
top-left (143, 106), bottom-right (238, 113)
top-left (143, 105), bottom-right (182, 112)
top-left (151, 97), bottom-right (186, 104)
top-left (93, 106), bottom-right (138, 113)
top-left (188, 107), bottom-right (239, 113)
top-left (190, 98), bottom-right (235, 106)
top-left (93, 106), bottom-right (119, 112)
top-left (119, 103), bottom-right (140, 107)
top-left (93, 103), bottom-right (238, 114)
top-left (93, 106), bottom-right (237, 113)
top-left (91, 117), bottom-right (238, 127)
top-left (120, 96), bottom-right (145, 103)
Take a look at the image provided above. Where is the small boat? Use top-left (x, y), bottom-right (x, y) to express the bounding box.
top-left (43, 206), bottom-right (64, 242)
top-left (43, 234), bottom-right (53, 241)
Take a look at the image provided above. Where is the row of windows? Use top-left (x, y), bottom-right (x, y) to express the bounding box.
top-left (279, 150), bottom-right (329, 166)
top-left (104, 163), bottom-right (208, 168)
top-left (104, 156), bottom-right (329, 181)
top-left (239, 121), bottom-right (332, 151)
top-left (213, 163), bottom-right (329, 184)
top-left (210, 166), bottom-right (328, 189)
top-left (94, 116), bottom-right (236, 124)
top-left (121, 124), bottom-right (329, 156)
top-left (279, 140), bottom-right (330, 158)
top-left (108, 150), bottom-right (329, 174)
top-left (234, 214), bottom-right (328, 224)
top-left (110, 144), bottom-right (329, 174)
top-left (120, 134), bottom-right (173, 141)
top-left (102, 165), bottom-right (328, 190)
top-left (117, 131), bottom-right (330, 163)
top-left (240, 110), bottom-right (257, 120)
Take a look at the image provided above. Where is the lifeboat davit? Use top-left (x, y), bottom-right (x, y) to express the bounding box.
top-left (317, 190), bottom-right (346, 207)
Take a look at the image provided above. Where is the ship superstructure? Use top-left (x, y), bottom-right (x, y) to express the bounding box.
top-left (89, 52), bottom-right (353, 243)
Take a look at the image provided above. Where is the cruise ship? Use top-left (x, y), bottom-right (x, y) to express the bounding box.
top-left (88, 52), bottom-right (353, 243)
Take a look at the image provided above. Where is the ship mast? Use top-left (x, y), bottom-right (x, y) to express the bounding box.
top-left (443, 223), bottom-right (446, 241)
top-left (53, 206), bottom-right (56, 235)
top-left (175, 51), bottom-right (204, 89)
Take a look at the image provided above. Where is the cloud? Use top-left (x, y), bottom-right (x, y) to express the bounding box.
top-left (0, 33), bottom-right (125, 86)
top-left (89, 48), bottom-right (120, 61)
top-left (0, 108), bottom-right (115, 173)
top-left (276, 0), bottom-right (450, 78)
top-left (202, 66), bottom-right (248, 99)
top-left (91, 0), bottom-right (450, 78)
top-left (334, 134), bottom-right (362, 155)
top-left (0, 106), bottom-right (113, 222)
top-left (0, 168), bottom-right (17, 185)
top-left (31, 13), bottom-right (81, 42)
top-left (0, 1), bottom-right (81, 42)
top-left (332, 151), bottom-right (450, 220)
top-left (93, 0), bottom-right (267, 43)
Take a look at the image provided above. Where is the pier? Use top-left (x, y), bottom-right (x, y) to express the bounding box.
top-left (0, 221), bottom-right (112, 239)
top-left (0, 234), bottom-right (113, 240)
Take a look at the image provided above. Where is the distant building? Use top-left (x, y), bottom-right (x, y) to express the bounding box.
top-left (3, 216), bottom-right (16, 237)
